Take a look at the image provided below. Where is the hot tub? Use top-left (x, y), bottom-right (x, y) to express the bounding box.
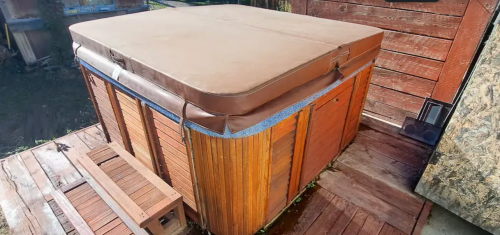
top-left (70, 5), bottom-right (383, 235)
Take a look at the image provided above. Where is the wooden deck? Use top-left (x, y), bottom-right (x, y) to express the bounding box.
top-left (267, 124), bottom-right (433, 235)
top-left (0, 122), bottom-right (433, 235)
top-left (0, 124), bottom-right (112, 234)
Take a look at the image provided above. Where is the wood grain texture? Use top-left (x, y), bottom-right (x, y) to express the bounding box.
top-left (300, 83), bottom-right (353, 189)
top-left (86, 70), bottom-right (124, 148)
top-left (382, 31), bottom-right (452, 61)
top-left (358, 215), bottom-right (384, 235)
top-left (477, 0), bottom-right (498, 12)
top-left (52, 189), bottom-right (94, 235)
top-left (287, 106), bottom-right (311, 204)
top-left (113, 88), bottom-right (155, 172)
top-left (342, 65), bottom-right (373, 149)
top-left (319, 170), bottom-right (416, 234)
top-left (81, 66), bottom-right (110, 143)
top-left (55, 134), bottom-right (148, 235)
top-left (379, 224), bottom-right (406, 235)
top-left (0, 155), bottom-right (66, 235)
top-left (48, 199), bottom-right (76, 234)
top-left (363, 101), bottom-right (417, 126)
top-left (77, 149), bottom-right (149, 227)
top-left (320, 0), bottom-right (469, 16)
top-left (366, 85), bottom-right (424, 114)
top-left (412, 201), bottom-right (433, 235)
top-left (307, 1), bottom-right (462, 39)
top-left (291, 0), bottom-right (308, 14)
top-left (303, 196), bottom-right (344, 235)
top-left (32, 142), bottom-right (82, 189)
top-left (19, 151), bottom-right (56, 201)
top-left (147, 107), bottom-right (198, 212)
top-left (376, 50), bottom-right (444, 81)
top-left (267, 114), bottom-right (298, 222)
top-left (371, 68), bottom-right (435, 98)
top-left (107, 83), bottom-right (133, 154)
top-left (432, 0), bottom-right (494, 102)
top-left (288, 188), bottom-right (336, 235)
top-left (142, 107), bottom-right (164, 178)
top-left (61, 182), bottom-right (135, 235)
top-left (335, 152), bottom-right (424, 217)
top-left (191, 130), bottom-right (272, 235)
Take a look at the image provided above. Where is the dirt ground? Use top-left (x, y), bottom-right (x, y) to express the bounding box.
top-left (0, 210), bottom-right (7, 235)
top-left (0, 53), bottom-right (98, 159)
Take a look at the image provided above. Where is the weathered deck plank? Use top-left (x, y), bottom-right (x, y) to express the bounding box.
top-left (32, 142), bottom-right (82, 189)
top-left (0, 155), bottom-right (66, 235)
top-left (19, 150), bottom-right (56, 201)
top-left (76, 126), bottom-right (107, 150)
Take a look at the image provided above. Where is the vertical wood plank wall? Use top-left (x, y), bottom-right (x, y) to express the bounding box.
top-left (294, 0), bottom-right (498, 126)
top-left (266, 113), bottom-right (299, 222)
top-left (299, 76), bottom-right (354, 189)
top-left (145, 107), bottom-right (198, 213)
top-left (190, 130), bottom-right (272, 235)
top-left (341, 64), bottom-right (374, 148)
top-left (113, 89), bottom-right (156, 172)
top-left (83, 69), bottom-right (125, 148)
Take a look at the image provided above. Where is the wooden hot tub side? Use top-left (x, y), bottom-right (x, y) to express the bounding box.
top-left (187, 64), bottom-right (375, 235)
top-left (71, 6), bottom-right (384, 235)
top-left (80, 60), bottom-right (375, 235)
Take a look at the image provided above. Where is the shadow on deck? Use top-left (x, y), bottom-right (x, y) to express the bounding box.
top-left (267, 124), bottom-right (434, 235)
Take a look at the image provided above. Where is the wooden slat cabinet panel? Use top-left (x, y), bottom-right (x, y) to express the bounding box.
top-left (190, 130), bottom-right (272, 235)
top-left (113, 89), bottom-right (155, 172)
top-left (83, 69), bottom-right (125, 148)
top-left (145, 107), bottom-right (198, 213)
top-left (299, 80), bottom-right (354, 189)
top-left (266, 113), bottom-right (298, 222)
top-left (342, 64), bottom-right (374, 149)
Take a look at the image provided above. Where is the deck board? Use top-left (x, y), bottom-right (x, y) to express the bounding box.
top-left (268, 124), bottom-right (432, 235)
top-left (32, 142), bottom-right (82, 189)
top-left (0, 155), bottom-right (66, 235)
top-left (0, 125), bottom-right (124, 235)
top-left (19, 151), bottom-right (56, 201)
top-left (0, 123), bottom-right (432, 235)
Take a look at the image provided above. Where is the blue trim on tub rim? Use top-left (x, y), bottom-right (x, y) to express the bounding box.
top-left (79, 59), bottom-right (372, 138)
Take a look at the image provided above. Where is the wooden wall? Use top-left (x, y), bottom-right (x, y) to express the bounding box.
top-left (290, 0), bottom-right (498, 126)
top-left (267, 113), bottom-right (298, 222)
top-left (341, 64), bottom-right (374, 148)
top-left (83, 68), bottom-right (125, 148)
top-left (190, 130), bottom-right (272, 235)
top-left (82, 68), bottom-right (200, 219)
top-left (145, 107), bottom-right (198, 212)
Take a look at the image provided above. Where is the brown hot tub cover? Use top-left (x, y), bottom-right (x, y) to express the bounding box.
top-left (71, 5), bottom-right (383, 134)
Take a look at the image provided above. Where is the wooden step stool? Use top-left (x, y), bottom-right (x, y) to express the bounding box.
top-left (51, 179), bottom-right (141, 235)
top-left (76, 142), bottom-right (186, 235)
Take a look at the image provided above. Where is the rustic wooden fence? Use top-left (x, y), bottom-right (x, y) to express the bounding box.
top-left (255, 0), bottom-right (498, 126)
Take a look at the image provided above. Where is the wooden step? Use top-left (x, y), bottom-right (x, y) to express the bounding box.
top-left (334, 149), bottom-right (425, 218)
top-left (79, 142), bottom-right (186, 235)
top-left (51, 179), bottom-right (139, 235)
top-left (318, 170), bottom-right (416, 234)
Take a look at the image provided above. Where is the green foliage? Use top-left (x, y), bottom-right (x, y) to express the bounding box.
top-left (277, 0), bottom-right (291, 12)
top-left (295, 196), bottom-right (303, 203)
top-left (34, 139), bottom-right (51, 145)
top-left (306, 181), bottom-right (316, 189)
